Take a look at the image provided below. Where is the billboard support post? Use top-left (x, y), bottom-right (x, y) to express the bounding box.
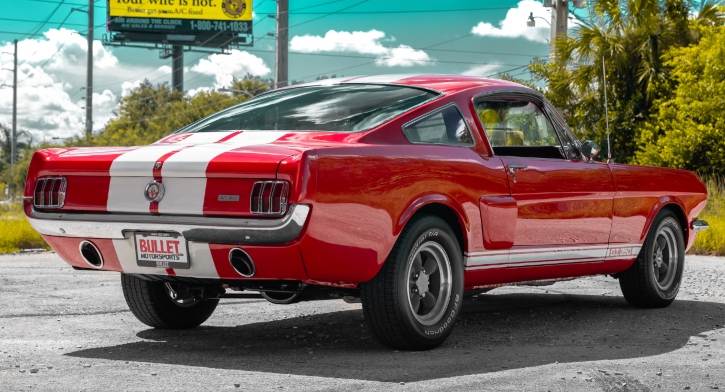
top-left (172, 45), bottom-right (184, 93)
top-left (275, 0), bottom-right (288, 89)
top-left (106, 0), bottom-right (254, 93)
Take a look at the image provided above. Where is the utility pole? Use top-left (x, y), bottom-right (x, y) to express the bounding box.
top-left (549, 0), bottom-right (568, 59)
top-left (85, 0), bottom-right (93, 140)
top-left (275, 0), bottom-right (288, 89)
top-left (171, 46), bottom-right (183, 93)
top-left (11, 39), bottom-right (17, 165)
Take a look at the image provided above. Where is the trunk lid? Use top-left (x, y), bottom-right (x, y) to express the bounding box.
top-left (37, 131), bottom-right (312, 217)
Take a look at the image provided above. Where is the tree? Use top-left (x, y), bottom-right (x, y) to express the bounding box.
top-left (90, 75), bottom-right (272, 147)
top-left (531, 0), bottom-right (723, 163)
top-left (634, 23), bottom-right (725, 176)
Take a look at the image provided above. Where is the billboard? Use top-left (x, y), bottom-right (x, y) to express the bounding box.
top-left (108, 0), bottom-right (253, 35)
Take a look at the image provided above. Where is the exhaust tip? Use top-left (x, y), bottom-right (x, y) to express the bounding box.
top-left (79, 240), bottom-right (103, 269)
top-left (229, 248), bottom-right (255, 278)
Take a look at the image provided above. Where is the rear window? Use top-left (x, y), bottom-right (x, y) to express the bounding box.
top-left (180, 84), bottom-right (439, 133)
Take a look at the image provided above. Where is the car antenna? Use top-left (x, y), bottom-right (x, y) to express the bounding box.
top-left (602, 56), bottom-right (612, 164)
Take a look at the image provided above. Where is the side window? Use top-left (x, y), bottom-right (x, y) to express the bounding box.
top-left (475, 100), bottom-right (561, 148)
top-left (403, 105), bottom-right (474, 146)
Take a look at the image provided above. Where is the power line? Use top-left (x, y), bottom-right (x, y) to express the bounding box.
top-left (291, 0), bottom-right (350, 12)
top-left (0, 17), bottom-right (86, 28)
top-left (242, 48), bottom-right (528, 66)
top-left (257, 6), bottom-right (517, 14)
top-left (0, 31), bottom-right (46, 37)
top-left (25, 0), bottom-right (66, 41)
top-left (286, 0), bottom-right (369, 30)
top-left (26, 0), bottom-right (90, 6)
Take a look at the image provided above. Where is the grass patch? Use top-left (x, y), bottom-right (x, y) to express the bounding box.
top-left (0, 203), bottom-right (49, 253)
top-left (690, 179), bottom-right (725, 256)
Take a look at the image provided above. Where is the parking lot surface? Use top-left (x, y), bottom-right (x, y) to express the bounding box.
top-left (1, 253), bottom-right (724, 391)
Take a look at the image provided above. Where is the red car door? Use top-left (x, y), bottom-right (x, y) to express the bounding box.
top-left (475, 95), bottom-right (616, 269)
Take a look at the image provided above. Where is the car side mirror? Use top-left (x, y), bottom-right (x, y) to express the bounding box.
top-left (580, 140), bottom-right (599, 162)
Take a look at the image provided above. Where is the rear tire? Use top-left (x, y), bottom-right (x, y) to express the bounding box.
top-left (619, 211), bottom-right (685, 308)
top-left (121, 274), bottom-right (219, 329)
top-left (360, 215), bottom-right (464, 350)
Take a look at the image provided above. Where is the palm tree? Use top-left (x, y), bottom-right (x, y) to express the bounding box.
top-left (549, 0), bottom-right (723, 162)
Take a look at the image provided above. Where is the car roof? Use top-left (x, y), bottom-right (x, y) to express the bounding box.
top-left (291, 74), bottom-right (529, 95)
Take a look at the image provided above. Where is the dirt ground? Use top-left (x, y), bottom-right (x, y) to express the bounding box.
top-left (1, 253), bottom-right (724, 391)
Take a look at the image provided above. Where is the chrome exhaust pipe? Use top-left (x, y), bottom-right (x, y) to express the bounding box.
top-left (79, 241), bottom-right (103, 269)
top-left (229, 248), bottom-right (256, 278)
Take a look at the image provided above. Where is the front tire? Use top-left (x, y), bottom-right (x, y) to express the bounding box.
top-left (360, 215), bottom-right (464, 350)
top-left (121, 274), bottom-right (219, 329)
top-left (619, 211), bottom-right (685, 308)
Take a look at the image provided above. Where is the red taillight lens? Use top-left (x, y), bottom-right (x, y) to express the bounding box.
top-left (33, 177), bottom-right (67, 209)
top-left (251, 181), bottom-right (289, 215)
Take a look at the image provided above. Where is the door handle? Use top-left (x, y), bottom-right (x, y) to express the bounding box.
top-left (507, 164), bottom-right (528, 175)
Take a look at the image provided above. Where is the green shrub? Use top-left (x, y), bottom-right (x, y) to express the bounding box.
top-left (690, 179), bottom-right (725, 255)
top-left (0, 205), bottom-right (49, 253)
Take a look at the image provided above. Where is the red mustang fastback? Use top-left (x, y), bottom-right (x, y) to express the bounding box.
top-left (25, 75), bottom-right (708, 350)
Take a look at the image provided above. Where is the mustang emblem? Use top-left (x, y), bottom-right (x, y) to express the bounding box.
top-left (144, 180), bottom-right (165, 202)
top-left (154, 162), bottom-right (163, 170)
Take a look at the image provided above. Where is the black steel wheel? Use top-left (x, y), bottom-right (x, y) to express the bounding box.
top-left (121, 274), bottom-right (219, 329)
top-left (360, 215), bottom-right (464, 350)
top-left (619, 211), bottom-right (685, 308)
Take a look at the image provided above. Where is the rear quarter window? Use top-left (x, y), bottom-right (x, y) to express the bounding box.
top-left (402, 105), bottom-right (474, 146)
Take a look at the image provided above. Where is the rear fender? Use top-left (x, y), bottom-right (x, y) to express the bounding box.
top-left (397, 194), bottom-right (471, 252)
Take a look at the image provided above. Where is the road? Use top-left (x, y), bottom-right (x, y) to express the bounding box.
top-left (1, 253), bottom-right (724, 391)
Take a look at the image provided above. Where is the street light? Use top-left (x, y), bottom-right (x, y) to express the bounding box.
top-left (527, 12), bottom-right (551, 27)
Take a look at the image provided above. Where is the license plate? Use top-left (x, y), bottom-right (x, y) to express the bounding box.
top-left (134, 232), bottom-right (190, 269)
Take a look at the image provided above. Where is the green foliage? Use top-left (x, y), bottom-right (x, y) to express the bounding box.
top-left (530, 0), bottom-right (723, 163)
top-left (0, 203), bottom-right (49, 253)
top-left (634, 23), bottom-right (725, 175)
top-left (87, 75), bottom-right (271, 147)
top-left (691, 179), bottom-right (725, 255)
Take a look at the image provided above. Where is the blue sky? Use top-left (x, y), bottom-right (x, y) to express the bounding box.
top-left (0, 0), bottom-right (556, 139)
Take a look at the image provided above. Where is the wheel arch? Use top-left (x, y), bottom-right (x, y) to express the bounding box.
top-left (397, 196), bottom-right (469, 256)
top-left (641, 196), bottom-right (688, 243)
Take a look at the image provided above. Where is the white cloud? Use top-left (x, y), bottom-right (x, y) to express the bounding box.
top-left (0, 29), bottom-right (175, 139)
top-left (187, 86), bottom-right (214, 97)
top-left (462, 64), bottom-right (504, 78)
top-left (190, 50), bottom-right (270, 89)
top-left (290, 30), bottom-right (432, 67)
top-left (471, 0), bottom-right (550, 43)
top-left (0, 28), bottom-right (271, 139)
top-left (121, 81), bottom-right (142, 97)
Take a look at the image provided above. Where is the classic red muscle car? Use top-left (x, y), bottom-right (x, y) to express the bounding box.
top-left (24, 74), bottom-right (708, 350)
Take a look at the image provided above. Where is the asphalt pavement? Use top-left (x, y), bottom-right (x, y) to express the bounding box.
top-left (1, 252), bottom-right (724, 391)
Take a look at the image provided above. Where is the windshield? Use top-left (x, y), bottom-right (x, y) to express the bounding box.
top-left (179, 84), bottom-right (439, 133)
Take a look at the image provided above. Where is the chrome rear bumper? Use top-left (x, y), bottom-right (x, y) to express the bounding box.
top-left (27, 204), bottom-right (310, 245)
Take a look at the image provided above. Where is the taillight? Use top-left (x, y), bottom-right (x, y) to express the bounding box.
top-left (33, 177), bottom-right (67, 209)
top-left (251, 181), bottom-right (289, 215)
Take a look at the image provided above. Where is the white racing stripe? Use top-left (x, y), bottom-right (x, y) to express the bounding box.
top-left (160, 131), bottom-right (289, 178)
top-left (107, 144), bottom-right (182, 213)
top-left (106, 131), bottom-right (289, 214)
top-left (465, 243), bottom-right (643, 269)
